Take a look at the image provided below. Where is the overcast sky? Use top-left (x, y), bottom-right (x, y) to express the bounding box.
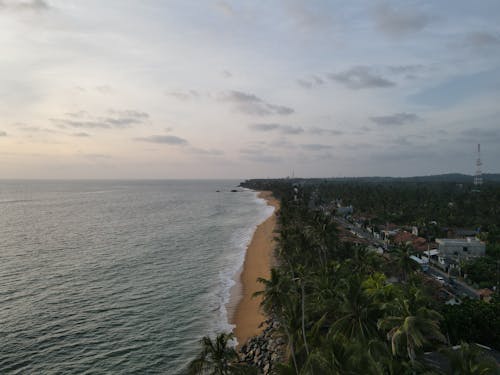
top-left (1, 0), bottom-right (499, 179)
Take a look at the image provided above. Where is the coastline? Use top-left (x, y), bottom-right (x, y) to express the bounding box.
top-left (229, 190), bottom-right (279, 347)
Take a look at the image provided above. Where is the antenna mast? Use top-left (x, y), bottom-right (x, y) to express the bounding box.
top-left (474, 143), bottom-right (483, 187)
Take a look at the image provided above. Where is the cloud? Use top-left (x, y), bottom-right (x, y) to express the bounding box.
top-left (0, 130), bottom-right (7, 136)
top-left (0, 0), bottom-right (50, 12)
top-left (73, 132), bottom-right (91, 137)
top-left (222, 91), bottom-right (294, 116)
top-left (215, 0), bottom-right (234, 16)
top-left (249, 123), bottom-right (280, 132)
top-left (297, 75), bottom-right (325, 89)
top-left (463, 31), bottom-right (500, 48)
top-left (301, 143), bottom-right (332, 151)
top-left (370, 112), bottom-right (420, 126)
top-left (249, 123), bottom-right (303, 134)
top-left (17, 125), bottom-right (58, 133)
top-left (51, 110), bottom-right (149, 129)
top-left (460, 128), bottom-right (499, 139)
top-left (280, 125), bottom-right (303, 134)
top-left (309, 127), bottom-right (343, 136)
top-left (135, 135), bottom-right (188, 145)
top-left (374, 3), bottom-right (431, 36)
top-left (222, 70), bottom-right (232, 78)
top-left (188, 147), bottom-right (224, 156)
top-left (328, 66), bottom-right (395, 89)
top-left (95, 85), bottom-right (113, 94)
top-left (167, 90), bottom-right (200, 101)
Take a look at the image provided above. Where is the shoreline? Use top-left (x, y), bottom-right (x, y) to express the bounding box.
top-left (229, 190), bottom-right (279, 347)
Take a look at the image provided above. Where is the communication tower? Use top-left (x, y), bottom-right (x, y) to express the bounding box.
top-left (474, 143), bottom-right (483, 187)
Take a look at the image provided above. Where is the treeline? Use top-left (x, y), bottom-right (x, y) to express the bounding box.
top-left (242, 178), bottom-right (500, 233)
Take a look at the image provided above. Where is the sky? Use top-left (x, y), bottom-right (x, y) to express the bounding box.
top-left (1, 0), bottom-right (499, 179)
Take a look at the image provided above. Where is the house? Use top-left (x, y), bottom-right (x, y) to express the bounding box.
top-left (435, 237), bottom-right (486, 260)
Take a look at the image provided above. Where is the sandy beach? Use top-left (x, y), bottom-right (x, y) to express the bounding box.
top-left (230, 191), bottom-right (279, 346)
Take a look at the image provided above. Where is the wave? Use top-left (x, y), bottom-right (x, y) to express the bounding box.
top-left (213, 191), bottom-right (275, 343)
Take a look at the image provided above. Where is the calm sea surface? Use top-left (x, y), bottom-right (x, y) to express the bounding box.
top-left (0, 180), bottom-right (273, 374)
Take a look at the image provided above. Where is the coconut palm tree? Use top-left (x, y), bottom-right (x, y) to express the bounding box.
top-left (378, 299), bottom-right (445, 364)
top-left (328, 276), bottom-right (380, 342)
top-left (188, 332), bottom-right (254, 375)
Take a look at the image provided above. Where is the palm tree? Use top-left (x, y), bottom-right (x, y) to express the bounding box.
top-left (188, 332), bottom-right (254, 375)
top-left (443, 342), bottom-right (500, 375)
top-left (253, 268), bottom-right (290, 315)
top-left (328, 276), bottom-right (380, 342)
top-left (378, 299), bottom-right (445, 364)
top-left (391, 242), bottom-right (418, 283)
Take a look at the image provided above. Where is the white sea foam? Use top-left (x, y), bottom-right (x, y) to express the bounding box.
top-left (212, 191), bottom-right (275, 343)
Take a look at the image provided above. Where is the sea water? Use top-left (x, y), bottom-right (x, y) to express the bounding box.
top-left (0, 180), bottom-right (273, 374)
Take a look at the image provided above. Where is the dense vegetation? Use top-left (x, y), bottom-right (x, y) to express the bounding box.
top-left (190, 178), bottom-right (500, 374)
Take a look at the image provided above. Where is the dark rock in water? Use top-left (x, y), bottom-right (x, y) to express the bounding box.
top-left (216, 190), bottom-right (221, 192)
top-left (231, 189), bottom-right (238, 192)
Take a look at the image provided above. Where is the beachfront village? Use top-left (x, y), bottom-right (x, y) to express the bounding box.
top-left (188, 177), bottom-right (500, 374)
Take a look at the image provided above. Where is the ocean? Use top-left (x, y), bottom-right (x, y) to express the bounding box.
top-left (0, 180), bottom-right (273, 374)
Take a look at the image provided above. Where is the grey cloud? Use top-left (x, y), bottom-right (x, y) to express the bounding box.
top-left (222, 70), bottom-right (232, 78)
top-left (460, 128), bottom-right (499, 138)
top-left (297, 75), bottom-right (324, 89)
top-left (373, 148), bottom-right (437, 162)
top-left (249, 123), bottom-right (280, 132)
top-left (249, 123), bottom-right (303, 134)
top-left (328, 66), bottom-right (395, 89)
top-left (0, 0), bottom-right (50, 11)
top-left (280, 125), bottom-right (303, 134)
top-left (464, 31), bottom-right (500, 48)
top-left (374, 3), bottom-right (430, 36)
top-left (370, 112), bottom-right (420, 126)
top-left (309, 127), bottom-right (343, 136)
top-left (387, 65), bottom-right (425, 74)
top-left (222, 91), bottom-right (294, 116)
top-left (301, 143), bottom-right (332, 151)
top-left (52, 110), bottom-right (149, 129)
top-left (167, 90), bottom-right (200, 101)
top-left (189, 147), bottom-right (224, 156)
top-left (0, 130), bottom-right (7, 136)
top-left (135, 135), bottom-right (188, 145)
top-left (73, 132), bottom-right (90, 137)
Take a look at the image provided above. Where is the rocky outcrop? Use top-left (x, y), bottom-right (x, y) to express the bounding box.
top-left (238, 319), bottom-right (286, 374)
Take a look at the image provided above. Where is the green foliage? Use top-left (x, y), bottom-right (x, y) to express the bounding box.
top-left (443, 342), bottom-right (500, 375)
top-left (463, 256), bottom-right (499, 288)
top-left (188, 333), bottom-right (256, 375)
top-left (442, 298), bottom-right (500, 350)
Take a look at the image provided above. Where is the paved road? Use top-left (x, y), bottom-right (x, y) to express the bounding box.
top-left (333, 216), bottom-right (386, 247)
top-left (333, 215), bottom-right (480, 300)
top-left (427, 265), bottom-right (480, 299)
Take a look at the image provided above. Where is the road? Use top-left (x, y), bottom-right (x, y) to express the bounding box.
top-left (427, 265), bottom-right (480, 299)
top-left (333, 215), bottom-right (480, 300)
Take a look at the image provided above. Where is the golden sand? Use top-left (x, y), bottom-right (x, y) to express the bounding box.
top-left (230, 191), bottom-right (279, 346)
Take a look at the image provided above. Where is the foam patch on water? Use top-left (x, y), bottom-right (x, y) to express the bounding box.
top-left (211, 191), bottom-right (275, 344)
